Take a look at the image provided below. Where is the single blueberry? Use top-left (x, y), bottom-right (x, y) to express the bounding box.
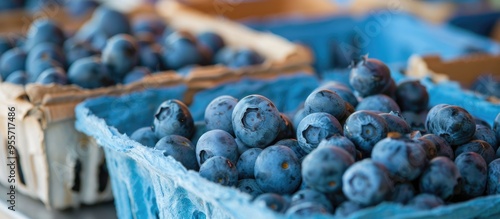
top-left (196, 129), bottom-right (238, 166)
top-left (254, 193), bottom-right (288, 213)
top-left (419, 156), bottom-right (462, 199)
top-left (416, 138), bottom-right (438, 161)
top-left (455, 140), bottom-right (495, 164)
top-left (343, 110), bottom-right (388, 155)
top-left (425, 104), bottom-right (449, 131)
top-left (356, 94), bottom-right (400, 113)
top-left (296, 112), bottom-right (343, 153)
top-left (254, 145), bottom-right (301, 194)
top-left (237, 179), bottom-right (263, 198)
top-left (371, 135), bottom-right (427, 182)
top-left (153, 99), bottom-right (195, 139)
top-left (4, 70), bottom-right (28, 85)
top-left (102, 34), bottom-right (139, 81)
top-left (342, 159), bottom-right (393, 206)
top-left (420, 134), bottom-right (454, 160)
top-left (232, 95), bottom-right (281, 148)
top-left (487, 158), bottom-right (500, 195)
top-left (474, 117), bottom-right (491, 129)
top-left (199, 156), bottom-right (238, 186)
top-left (454, 152), bottom-right (487, 198)
top-left (130, 126), bottom-right (158, 148)
top-left (380, 111), bottom-right (411, 134)
top-left (197, 31), bottom-right (225, 55)
top-left (426, 105), bottom-right (476, 146)
top-left (123, 67), bottom-right (151, 84)
top-left (227, 48), bottom-right (264, 68)
top-left (25, 19), bottom-right (65, 50)
top-left (395, 80), bottom-right (429, 113)
top-left (35, 67), bottom-right (68, 85)
top-left (474, 125), bottom-right (498, 151)
top-left (155, 135), bottom-right (198, 171)
top-left (273, 113), bottom-right (295, 143)
top-left (237, 148), bottom-right (262, 179)
top-left (317, 134), bottom-right (357, 159)
top-left (162, 31), bottom-right (208, 70)
top-left (304, 89), bottom-right (347, 120)
top-left (0, 48), bottom-right (27, 80)
top-left (68, 56), bottom-right (114, 89)
top-left (302, 146), bottom-right (354, 193)
top-left (349, 57), bottom-right (392, 98)
top-left (204, 95), bottom-right (238, 136)
top-left (407, 194), bottom-right (445, 210)
top-left (317, 81), bottom-right (359, 107)
top-left (89, 5), bottom-right (131, 38)
top-left (138, 43), bottom-right (165, 72)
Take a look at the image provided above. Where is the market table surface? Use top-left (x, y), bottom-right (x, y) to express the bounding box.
top-left (0, 185), bottom-right (117, 219)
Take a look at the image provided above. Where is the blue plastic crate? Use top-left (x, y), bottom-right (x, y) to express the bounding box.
top-left (245, 11), bottom-right (500, 74)
top-left (75, 74), bottom-right (500, 219)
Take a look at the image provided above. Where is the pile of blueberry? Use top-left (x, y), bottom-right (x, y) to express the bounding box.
top-left (0, 5), bottom-right (264, 88)
top-left (130, 57), bottom-right (500, 217)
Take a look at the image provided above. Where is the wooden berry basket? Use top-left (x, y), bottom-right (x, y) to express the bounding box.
top-left (0, 2), bottom-right (312, 209)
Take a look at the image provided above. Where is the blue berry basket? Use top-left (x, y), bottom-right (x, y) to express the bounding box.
top-left (76, 73), bottom-right (500, 219)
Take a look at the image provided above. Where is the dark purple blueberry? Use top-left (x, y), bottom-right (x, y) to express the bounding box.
top-left (197, 31), bottom-right (225, 55)
top-left (304, 89), bottom-right (347, 120)
top-left (455, 140), bottom-right (495, 164)
top-left (454, 152), bottom-right (487, 198)
top-left (155, 135), bottom-right (198, 171)
top-left (419, 157), bottom-right (461, 199)
top-left (380, 111), bottom-right (411, 134)
top-left (343, 110), bottom-right (388, 155)
top-left (68, 56), bottom-right (114, 89)
top-left (349, 57), bottom-right (392, 98)
top-left (204, 95), bottom-right (238, 136)
top-left (487, 158), bottom-right (500, 195)
top-left (317, 81), bottom-right (359, 107)
top-left (388, 183), bottom-right (416, 204)
top-left (395, 80), bottom-right (429, 113)
top-left (199, 156), bottom-right (237, 186)
top-left (25, 19), bottom-right (65, 50)
top-left (296, 112), bottom-right (343, 153)
top-left (426, 105), bottom-right (476, 146)
top-left (416, 138), bottom-right (438, 161)
top-left (474, 125), bottom-right (498, 151)
top-left (138, 43), bottom-right (165, 72)
top-left (254, 146), bottom-right (301, 194)
top-left (274, 113), bottom-right (295, 142)
top-left (102, 34), bottom-right (139, 81)
top-left (162, 31), bottom-right (209, 70)
top-left (153, 99), bottom-right (195, 139)
top-left (356, 94), bottom-right (400, 113)
top-left (196, 129), bottom-right (238, 166)
top-left (420, 134), bottom-right (454, 160)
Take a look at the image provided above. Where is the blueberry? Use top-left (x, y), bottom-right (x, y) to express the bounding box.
top-left (417, 138), bottom-right (438, 161)
top-left (197, 31), bottom-right (225, 55)
top-left (153, 99), bottom-right (195, 139)
top-left (474, 125), bottom-right (498, 151)
top-left (102, 34), bottom-right (139, 81)
top-left (237, 179), bottom-right (263, 198)
top-left (227, 48), bottom-right (264, 68)
top-left (425, 104), bottom-right (449, 131)
top-left (407, 194), bottom-right (445, 210)
top-left (27, 42), bottom-right (66, 69)
top-left (196, 129), bottom-right (238, 166)
top-left (474, 117), bottom-right (491, 129)
top-left (0, 36), bottom-right (14, 55)
top-left (155, 135), bottom-right (198, 171)
top-left (495, 113), bottom-right (500, 145)
top-left (426, 105), bottom-right (476, 146)
top-left (27, 59), bottom-right (63, 82)
top-left (162, 31), bottom-right (208, 70)
top-left (123, 67), bottom-right (151, 84)
top-left (254, 193), bottom-right (288, 213)
top-left (402, 111), bottom-right (426, 131)
top-left (0, 48), bottom-right (27, 80)
top-left (302, 146), bottom-right (354, 192)
top-left (380, 111), bottom-right (411, 134)
top-left (35, 67), bottom-right (68, 85)
top-left (388, 183), bottom-right (416, 204)
top-left (419, 156), bottom-right (461, 199)
top-left (317, 81), bottom-right (359, 107)
top-left (89, 5), bottom-right (131, 38)
top-left (290, 189), bottom-right (333, 212)
top-left (395, 80), bottom-right (429, 113)
top-left (349, 57), bottom-right (392, 98)
top-left (130, 126), bottom-right (158, 148)
top-left (132, 15), bottom-right (166, 36)
top-left (68, 56), bottom-right (114, 89)
top-left (25, 19), bottom-right (65, 50)
top-left (297, 112), bottom-right (343, 153)
top-left (4, 70), bottom-right (28, 85)
top-left (237, 148), bottom-right (262, 179)
top-left (455, 140), bottom-right (495, 164)
top-left (342, 159), bottom-right (393, 206)
top-left (285, 202), bottom-right (330, 216)
top-left (64, 39), bottom-right (99, 66)
top-left (304, 89), bottom-right (347, 120)
top-left (343, 110), bottom-right (388, 155)
top-left (487, 158), bottom-right (500, 195)
top-left (380, 78), bottom-right (397, 99)
top-left (232, 95), bottom-right (281, 148)
top-left (204, 95), bottom-right (238, 136)
top-left (318, 134), bottom-right (357, 159)
top-left (454, 152), bottom-right (487, 198)
top-left (274, 139), bottom-right (307, 160)
top-left (254, 145), bottom-right (301, 194)
top-left (199, 156), bottom-right (237, 186)
top-left (420, 134), bottom-right (454, 160)
top-left (371, 135), bottom-right (427, 182)
top-left (274, 113), bottom-right (295, 142)
top-left (138, 43), bottom-right (165, 72)
top-left (334, 201), bottom-right (364, 217)
top-left (356, 94), bottom-right (400, 114)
